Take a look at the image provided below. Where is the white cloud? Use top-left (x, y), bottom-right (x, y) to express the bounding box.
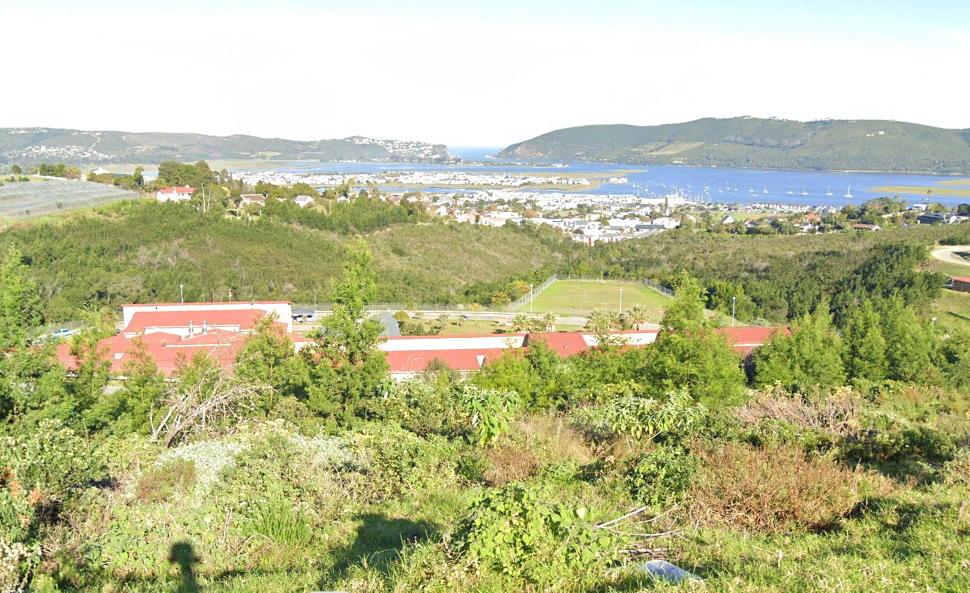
top-left (2, 5), bottom-right (968, 146)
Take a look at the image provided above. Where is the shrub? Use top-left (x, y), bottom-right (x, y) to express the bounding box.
top-left (0, 420), bottom-right (105, 504)
top-left (624, 447), bottom-right (697, 508)
top-left (382, 378), bottom-right (468, 439)
top-left (454, 482), bottom-right (619, 583)
top-left (353, 424), bottom-right (460, 500)
top-left (244, 499), bottom-right (313, 548)
top-left (134, 460), bottom-right (197, 503)
top-left (458, 385), bottom-right (521, 447)
top-left (571, 389), bottom-right (706, 446)
top-left (483, 445), bottom-right (539, 486)
top-left (944, 451), bottom-right (970, 487)
top-left (688, 443), bottom-right (866, 533)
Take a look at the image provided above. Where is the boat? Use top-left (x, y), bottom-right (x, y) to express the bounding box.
top-left (826, 187), bottom-right (833, 197)
top-left (801, 188), bottom-right (808, 196)
top-left (844, 185), bottom-right (853, 199)
top-left (763, 186), bottom-right (768, 194)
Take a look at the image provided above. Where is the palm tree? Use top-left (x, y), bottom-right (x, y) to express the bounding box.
top-left (540, 313), bottom-right (556, 332)
top-left (511, 314), bottom-right (532, 333)
top-left (627, 305), bottom-right (648, 330)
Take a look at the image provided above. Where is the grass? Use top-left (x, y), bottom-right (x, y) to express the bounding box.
top-left (931, 289), bottom-right (970, 332)
top-left (528, 279), bottom-right (671, 317)
top-left (924, 257), bottom-right (970, 279)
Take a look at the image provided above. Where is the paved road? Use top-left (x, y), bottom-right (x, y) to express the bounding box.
top-left (931, 245), bottom-right (970, 269)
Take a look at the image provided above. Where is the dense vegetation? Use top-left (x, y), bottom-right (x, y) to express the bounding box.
top-left (0, 201), bottom-right (572, 320)
top-left (570, 223), bottom-right (969, 323)
top-left (2, 245), bottom-right (968, 592)
top-left (499, 117), bottom-right (970, 174)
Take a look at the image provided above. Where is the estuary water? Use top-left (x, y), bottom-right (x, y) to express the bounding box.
top-left (255, 159), bottom-right (968, 208)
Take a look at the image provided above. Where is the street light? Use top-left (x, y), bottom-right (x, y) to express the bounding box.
top-left (731, 296), bottom-right (736, 327)
top-left (179, 284), bottom-right (184, 303)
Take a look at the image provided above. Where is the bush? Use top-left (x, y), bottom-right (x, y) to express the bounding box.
top-left (353, 424), bottom-right (461, 500)
top-left (134, 460), bottom-right (197, 503)
top-left (624, 447), bottom-right (697, 508)
top-left (483, 445), bottom-right (539, 486)
top-left (689, 443), bottom-right (867, 533)
top-left (382, 378), bottom-right (468, 439)
top-left (0, 420), bottom-right (105, 504)
top-left (571, 389), bottom-right (706, 446)
top-left (244, 499), bottom-right (313, 548)
top-left (454, 482), bottom-right (619, 583)
top-left (458, 385), bottom-right (521, 447)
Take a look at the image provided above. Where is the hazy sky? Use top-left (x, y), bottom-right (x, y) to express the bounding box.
top-left (2, 0), bottom-right (969, 146)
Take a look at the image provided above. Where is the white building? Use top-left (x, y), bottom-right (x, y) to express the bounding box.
top-left (156, 186), bottom-right (195, 203)
top-left (293, 195), bottom-right (314, 208)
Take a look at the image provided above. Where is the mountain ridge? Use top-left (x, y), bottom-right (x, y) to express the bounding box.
top-left (498, 117), bottom-right (970, 174)
top-left (0, 127), bottom-right (450, 164)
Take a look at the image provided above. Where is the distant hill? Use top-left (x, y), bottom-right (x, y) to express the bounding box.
top-left (498, 117), bottom-right (970, 174)
top-left (0, 128), bottom-right (450, 164)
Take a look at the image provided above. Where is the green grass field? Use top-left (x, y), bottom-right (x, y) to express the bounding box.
top-left (932, 288), bottom-right (970, 332)
top-left (527, 279), bottom-right (671, 318)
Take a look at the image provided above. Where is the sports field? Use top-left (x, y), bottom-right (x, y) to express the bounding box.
top-left (526, 279), bottom-right (671, 318)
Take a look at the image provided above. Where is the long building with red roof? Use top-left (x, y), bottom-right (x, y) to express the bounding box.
top-left (55, 301), bottom-right (785, 380)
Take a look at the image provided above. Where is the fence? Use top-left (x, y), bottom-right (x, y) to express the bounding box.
top-left (507, 274), bottom-right (559, 312)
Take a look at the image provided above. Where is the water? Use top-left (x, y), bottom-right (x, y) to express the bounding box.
top-left (241, 159), bottom-right (968, 208)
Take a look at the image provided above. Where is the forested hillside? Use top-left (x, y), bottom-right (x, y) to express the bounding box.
top-left (0, 197), bottom-right (965, 323)
top-left (499, 117), bottom-right (970, 173)
top-left (0, 201), bottom-right (573, 320)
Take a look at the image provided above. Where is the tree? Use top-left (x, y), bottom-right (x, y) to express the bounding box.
top-left (880, 298), bottom-right (937, 382)
top-left (842, 300), bottom-right (887, 382)
top-left (236, 315), bottom-right (308, 406)
top-left (640, 275), bottom-right (745, 407)
top-left (83, 337), bottom-right (166, 434)
top-left (754, 302), bottom-right (845, 391)
top-left (132, 166), bottom-right (144, 188)
top-left (11, 164), bottom-right (22, 174)
top-left (0, 246), bottom-right (42, 350)
top-left (304, 244), bottom-right (389, 422)
top-left (626, 305), bottom-right (648, 330)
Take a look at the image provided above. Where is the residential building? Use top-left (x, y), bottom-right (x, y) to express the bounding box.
top-left (240, 193), bottom-right (266, 207)
top-left (293, 195), bottom-right (314, 208)
top-left (156, 186), bottom-right (195, 203)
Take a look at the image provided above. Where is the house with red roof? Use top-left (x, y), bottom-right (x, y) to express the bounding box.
top-left (155, 186), bottom-right (195, 203)
top-left (949, 276), bottom-right (970, 293)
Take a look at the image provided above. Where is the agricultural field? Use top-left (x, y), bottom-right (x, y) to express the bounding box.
top-left (0, 177), bottom-right (139, 219)
top-left (528, 279), bottom-right (671, 318)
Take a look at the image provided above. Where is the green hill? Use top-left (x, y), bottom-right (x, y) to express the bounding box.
top-left (0, 202), bottom-right (570, 320)
top-left (0, 128), bottom-right (449, 164)
top-left (498, 117), bottom-right (970, 174)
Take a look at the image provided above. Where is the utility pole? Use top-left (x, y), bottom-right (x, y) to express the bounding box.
top-left (179, 284), bottom-right (184, 303)
top-left (619, 287), bottom-right (623, 313)
top-left (731, 296), bottom-right (736, 327)
top-left (529, 283), bottom-right (534, 313)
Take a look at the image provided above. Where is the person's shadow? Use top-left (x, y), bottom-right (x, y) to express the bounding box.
top-left (169, 541), bottom-right (200, 593)
top-left (319, 513), bottom-right (439, 586)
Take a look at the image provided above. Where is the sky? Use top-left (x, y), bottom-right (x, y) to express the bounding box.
top-left (2, 0), bottom-right (970, 147)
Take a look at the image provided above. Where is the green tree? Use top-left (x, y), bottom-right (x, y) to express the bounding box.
top-left (640, 275), bottom-right (744, 407)
top-left (304, 244), bottom-right (388, 422)
top-left (880, 298), bottom-right (937, 382)
top-left (754, 302), bottom-right (845, 391)
top-left (0, 246), bottom-right (42, 349)
top-left (132, 166), bottom-right (144, 187)
top-left (842, 300), bottom-right (887, 382)
top-left (236, 315), bottom-right (308, 406)
top-left (83, 338), bottom-right (165, 434)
